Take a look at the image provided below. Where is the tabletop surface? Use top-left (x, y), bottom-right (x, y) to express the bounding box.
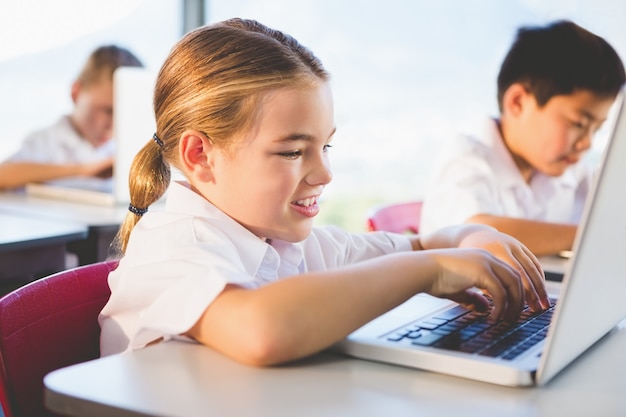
top-left (45, 315), bottom-right (626, 417)
top-left (0, 190), bottom-right (128, 227)
top-left (0, 212), bottom-right (87, 250)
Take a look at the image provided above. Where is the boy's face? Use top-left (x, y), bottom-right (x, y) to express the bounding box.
top-left (203, 83), bottom-right (335, 242)
top-left (70, 79), bottom-right (114, 148)
top-left (505, 87), bottom-right (616, 178)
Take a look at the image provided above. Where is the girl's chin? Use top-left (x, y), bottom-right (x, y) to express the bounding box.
top-left (277, 224), bottom-right (314, 243)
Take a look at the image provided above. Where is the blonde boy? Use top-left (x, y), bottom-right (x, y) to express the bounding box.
top-left (0, 45), bottom-right (143, 189)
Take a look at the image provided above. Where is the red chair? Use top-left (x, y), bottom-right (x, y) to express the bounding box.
top-left (0, 260), bottom-right (118, 417)
top-left (366, 201), bottom-right (423, 234)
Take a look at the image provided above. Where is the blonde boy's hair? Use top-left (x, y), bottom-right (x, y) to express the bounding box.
top-left (76, 45), bottom-right (143, 87)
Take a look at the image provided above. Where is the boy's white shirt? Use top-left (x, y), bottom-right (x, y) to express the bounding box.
top-left (420, 118), bottom-right (593, 235)
top-left (6, 115), bottom-right (115, 163)
top-left (99, 181), bottom-right (411, 356)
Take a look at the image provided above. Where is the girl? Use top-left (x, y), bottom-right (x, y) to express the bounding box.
top-left (99, 18), bottom-right (550, 365)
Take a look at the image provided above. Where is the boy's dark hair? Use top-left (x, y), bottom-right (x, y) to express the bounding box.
top-left (497, 20), bottom-right (625, 111)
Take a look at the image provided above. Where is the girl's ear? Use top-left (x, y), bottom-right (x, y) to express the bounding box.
top-left (502, 83), bottom-right (531, 117)
top-left (179, 130), bottom-right (215, 182)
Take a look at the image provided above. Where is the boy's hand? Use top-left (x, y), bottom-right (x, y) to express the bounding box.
top-left (80, 157), bottom-right (114, 179)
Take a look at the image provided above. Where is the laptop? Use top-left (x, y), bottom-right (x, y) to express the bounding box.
top-left (333, 91), bottom-right (626, 387)
top-left (25, 67), bottom-right (156, 206)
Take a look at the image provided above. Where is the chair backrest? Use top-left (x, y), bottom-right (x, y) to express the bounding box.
top-left (366, 201), bottom-right (422, 234)
top-left (0, 260), bottom-right (117, 417)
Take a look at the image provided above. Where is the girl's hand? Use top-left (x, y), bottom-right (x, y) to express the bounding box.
top-left (458, 229), bottom-right (551, 312)
top-left (424, 248), bottom-right (528, 321)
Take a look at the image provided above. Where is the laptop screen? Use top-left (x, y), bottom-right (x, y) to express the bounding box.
top-left (112, 67), bottom-right (157, 204)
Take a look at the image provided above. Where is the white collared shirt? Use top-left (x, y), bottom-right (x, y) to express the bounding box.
top-left (420, 118), bottom-right (593, 235)
top-left (99, 181), bottom-right (411, 356)
top-left (6, 115), bottom-right (115, 163)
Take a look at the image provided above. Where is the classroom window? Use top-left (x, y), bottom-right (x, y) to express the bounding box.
top-left (2, 1), bottom-right (625, 232)
top-left (207, 0), bottom-right (626, 231)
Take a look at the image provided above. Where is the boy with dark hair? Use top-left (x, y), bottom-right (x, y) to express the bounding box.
top-left (420, 20), bottom-right (625, 256)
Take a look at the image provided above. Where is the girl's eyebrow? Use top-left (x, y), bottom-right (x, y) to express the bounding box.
top-left (275, 127), bottom-right (337, 143)
top-left (276, 133), bottom-right (311, 143)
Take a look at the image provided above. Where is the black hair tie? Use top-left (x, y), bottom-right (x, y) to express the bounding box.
top-left (153, 133), bottom-right (164, 148)
top-left (128, 204), bottom-right (148, 216)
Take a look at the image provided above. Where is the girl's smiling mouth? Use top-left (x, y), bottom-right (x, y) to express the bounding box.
top-left (292, 195), bottom-right (320, 217)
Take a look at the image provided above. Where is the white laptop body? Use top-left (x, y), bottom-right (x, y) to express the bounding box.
top-left (26, 67), bottom-right (156, 206)
top-left (333, 92), bottom-right (626, 387)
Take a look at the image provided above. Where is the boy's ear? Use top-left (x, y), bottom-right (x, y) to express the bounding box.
top-left (179, 130), bottom-right (215, 182)
top-left (70, 81), bottom-right (81, 103)
top-left (502, 83), bottom-right (530, 117)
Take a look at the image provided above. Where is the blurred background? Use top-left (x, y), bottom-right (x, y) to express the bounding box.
top-left (2, 0), bottom-right (625, 231)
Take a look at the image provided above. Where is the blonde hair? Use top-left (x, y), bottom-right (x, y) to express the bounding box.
top-left (111, 18), bottom-right (330, 255)
top-left (76, 45), bottom-right (143, 87)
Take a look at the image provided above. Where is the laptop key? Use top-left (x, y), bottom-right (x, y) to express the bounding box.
top-left (433, 305), bottom-right (471, 321)
top-left (411, 332), bottom-right (445, 346)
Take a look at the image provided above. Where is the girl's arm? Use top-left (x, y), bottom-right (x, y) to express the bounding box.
top-left (187, 227), bottom-right (549, 366)
top-left (466, 214), bottom-right (577, 257)
top-left (409, 223), bottom-right (516, 250)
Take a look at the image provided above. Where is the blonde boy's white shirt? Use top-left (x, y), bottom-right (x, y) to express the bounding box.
top-left (7, 115), bottom-right (114, 163)
top-left (420, 118), bottom-right (593, 235)
top-left (99, 181), bottom-right (411, 356)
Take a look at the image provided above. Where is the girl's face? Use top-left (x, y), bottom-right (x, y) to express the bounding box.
top-left (507, 89), bottom-right (615, 180)
top-left (206, 83), bottom-right (335, 242)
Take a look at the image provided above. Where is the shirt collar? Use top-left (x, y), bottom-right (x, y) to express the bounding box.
top-left (164, 181), bottom-right (270, 278)
top-left (163, 181), bottom-right (304, 279)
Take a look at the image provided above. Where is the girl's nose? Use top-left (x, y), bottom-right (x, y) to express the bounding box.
top-left (306, 156), bottom-right (333, 186)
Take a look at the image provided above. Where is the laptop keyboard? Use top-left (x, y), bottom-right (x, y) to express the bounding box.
top-left (386, 299), bottom-right (557, 360)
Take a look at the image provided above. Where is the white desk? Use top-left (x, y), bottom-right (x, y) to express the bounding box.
top-left (45, 316), bottom-right (626, 417)
top-left (0, 191), bottom-right (127, 264)
top-left (0, 212), bottom-right (87, 283)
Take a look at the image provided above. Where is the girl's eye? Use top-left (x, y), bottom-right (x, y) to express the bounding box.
top-left (323, 144), bottom-right (333, 152)
top-left (279, 150), bottom-right (302, 160)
